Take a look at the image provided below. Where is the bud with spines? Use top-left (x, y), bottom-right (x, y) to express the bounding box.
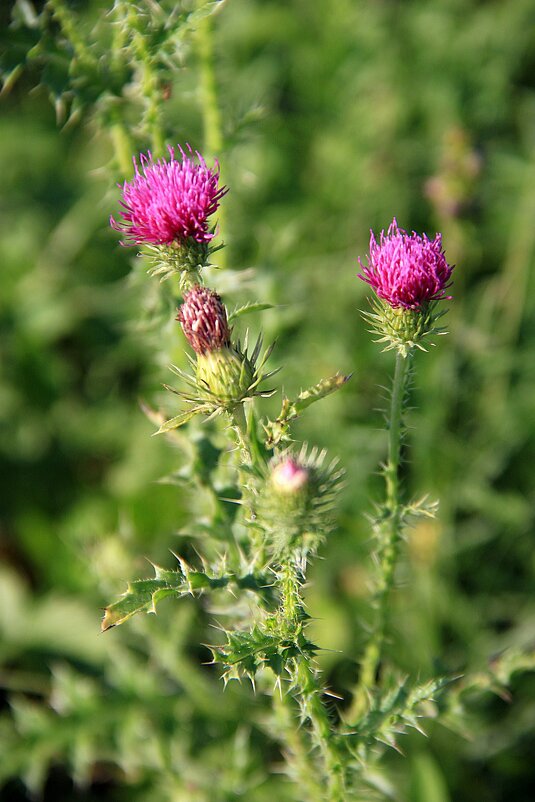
top-left (177, 285), bottom-right (258, 410)
top-left (255, 448), bottom-right (344, 562)
top-left (157, 285), bottom-right (276, 431)
top-left (177, 285), bottom-right (231, 356)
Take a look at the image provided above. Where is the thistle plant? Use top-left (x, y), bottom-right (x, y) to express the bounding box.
top-left (102, 143), bottom-right (467, 799)
top-left (103, 144), bottom-right (351, 797)
top-left (350, 220), bottom-right (454, 723)
top-left (3, 3), bottom-right (535, 800)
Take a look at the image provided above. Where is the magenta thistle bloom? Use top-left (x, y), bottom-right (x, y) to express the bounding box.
top-left (177, 285), bottom-right (230, 355)
top-left (110, 145), bottom-right (227, 246)
top-left (358, 219), bottom-right (453, 309)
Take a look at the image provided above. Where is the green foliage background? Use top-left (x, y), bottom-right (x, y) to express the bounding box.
top-left (1, 0), bottom-right (535, 799)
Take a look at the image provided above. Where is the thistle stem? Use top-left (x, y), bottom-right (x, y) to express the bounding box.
top-left (47, 0), bottom-right (96, 68)
top-left (110, 120), bottom-right (135, 178)
top-left (279, 561), bottom-right (345, 801)
top-left (230, 403), bottom-right (269, 567)
top-left (126, 5), bottom-right (165, 156)
top-left (230, 404), bottom-right (251, 463)
top-left (273, 692), bottom-right (325, 802)
top-left (196, 12), bottom-right (223, 159)
top-left (351, 349), bottom-right (411, 719)
top-left (195, 10), bottom-right (227, 268)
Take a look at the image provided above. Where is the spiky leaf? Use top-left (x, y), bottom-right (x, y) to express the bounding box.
top-left (265, 373), bottom-right (350, 447)
top-left (102, 562), bottom-right (274, 630)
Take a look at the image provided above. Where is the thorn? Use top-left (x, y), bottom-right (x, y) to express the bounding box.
top-left (324, 688), bottom-right (344, 700)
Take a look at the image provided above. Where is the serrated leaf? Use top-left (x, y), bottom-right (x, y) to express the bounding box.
top-left (213, 618), bottom-right (318, 682)
top-left (103, 563), bottom-right (274, 631)
top-left (293, 372), bottom-right (351, 414)
top-left (265, 373), bottom-right (351, 447)
top-left (101, 577), bottom-right (184, 630)
top-left (345, 674), bottom-right (460, 761)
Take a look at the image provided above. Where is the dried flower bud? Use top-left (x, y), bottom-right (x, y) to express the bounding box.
top-left (177, 286), bottom-right (230, 355)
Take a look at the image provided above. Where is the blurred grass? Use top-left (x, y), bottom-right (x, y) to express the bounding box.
top-left (1, 0), bottom-right (535, 799)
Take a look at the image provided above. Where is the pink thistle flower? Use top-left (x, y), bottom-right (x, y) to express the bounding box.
top-left (177, 285), bottom-right (231, 355)
top-left (358, 219), bottom-right (453, 309)
top-left (110, 145), bottom-right (227, 246)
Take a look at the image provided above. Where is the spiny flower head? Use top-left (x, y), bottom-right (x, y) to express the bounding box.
top-left (110, 144), bottom-right (227, 247)
top-left (256, 447), bottom-right (344, 561)
top-left (159, 288), bottom-right (276, 425)
top-left (177, 285), bottom-right (230, 355)
top-left (358, 219), bottom-right (453, 310)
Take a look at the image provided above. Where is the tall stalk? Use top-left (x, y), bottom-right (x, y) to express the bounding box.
top-left (126, 5), bottom-right (165, 156)
top-left (196, 13), bottom-right (224, 158)
top-left (350, 350), bottom-right (411, 719)
top-left (195, 12), bottom-right (227, 267)
top-left (47, 0), bottom-right (96, 68)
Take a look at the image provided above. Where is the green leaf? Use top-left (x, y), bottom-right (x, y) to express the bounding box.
top-left (103, 562), bottom-right (274, 630)
top-left (265, 373), bottom-right (351, 447)
top-left (292, 372), bottom-right (351, 413)
top-left (409, 752), bottom-right (451, 802)
top-left (213, 616), bottom-right (318, 683)
top-left (346, 674), bottom-right (459, 761)
top-left (101, 577), bottom-right (184, 630)
top-left (155, 406), bottom-right (206, 433)
top-left (228, 302), bottom-right (274, 324)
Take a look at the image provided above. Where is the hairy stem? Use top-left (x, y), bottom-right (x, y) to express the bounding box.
top-left (47, 0), bottom-right (96, 68)
top-left (351, 349), bottom-right (412, 720)
top-left (280, 562), bottom-right (345, 801)
top-left (196, 12), bottom-right (223, 157)
top-left (110, 120), bottom-right (135, 178)
top-left (273, 692), bottom-right (325, 802)
top-left (195, 11), bottom-right (227, 267)
top-left (230, 403), bottom-right (268, 567)
top-left (230, 403), bottom-right (251, 463)
top-left (294, 660), bottom-right (345, 801)
top-left (126, 5), bottom-right (165, 155)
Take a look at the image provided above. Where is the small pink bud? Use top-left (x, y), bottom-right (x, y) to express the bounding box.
top-left (177, 286), bottom-right (230, 355)
top-left (271, 458), bottom-right (309, 495)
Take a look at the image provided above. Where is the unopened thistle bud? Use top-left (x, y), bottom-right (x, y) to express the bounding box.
top-left (110, 145), bottom-right (227, 286)
top-left (178, 285), bottom-right (230, 355)
top-left (257, 449), bottom-right (344, 561)
top-left (177, 286), bottom-right (255, 411)
top-left (271, 458), bottom-right (309, 495)
top-left (358, 219), bottom-right (454, 355)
